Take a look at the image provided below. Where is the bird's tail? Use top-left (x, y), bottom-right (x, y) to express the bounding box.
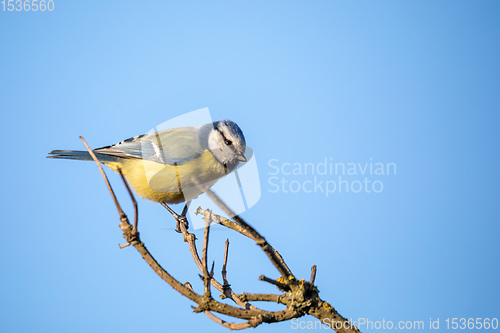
top-left (47, 150), bottom-right (118, 163)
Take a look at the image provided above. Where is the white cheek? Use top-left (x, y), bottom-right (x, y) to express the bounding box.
top-left (208, 131), bottom-right (225, 163)
top-left (207, 131), bottom-right (219, 151)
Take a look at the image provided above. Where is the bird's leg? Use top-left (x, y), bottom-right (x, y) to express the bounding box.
top-left (178, 200), bottom-right (191, 232)
top-left (161, 201), bottom-right (191, 233)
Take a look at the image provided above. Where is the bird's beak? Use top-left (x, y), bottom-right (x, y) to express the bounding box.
top-left (237, 153), bottom-right (247, 162)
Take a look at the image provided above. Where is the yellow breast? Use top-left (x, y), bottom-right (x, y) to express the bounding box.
top-left (103, 150), bottom-right (227, 204)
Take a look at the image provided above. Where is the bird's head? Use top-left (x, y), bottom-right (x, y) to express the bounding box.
top-left (207, 120), bottom-right (247, 171)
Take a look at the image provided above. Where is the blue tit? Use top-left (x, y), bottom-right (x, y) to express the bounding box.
top-left (48, 120), bottom-right (247, 230)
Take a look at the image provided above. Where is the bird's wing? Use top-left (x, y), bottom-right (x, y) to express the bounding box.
top-left (95, 126), bottom-right (205, 165)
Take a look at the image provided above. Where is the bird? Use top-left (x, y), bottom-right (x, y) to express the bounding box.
top-left (48, 120), bottom-right (247, 232)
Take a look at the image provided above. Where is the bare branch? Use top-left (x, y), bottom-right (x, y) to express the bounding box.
top-left (202, 211), bottom-right (212, 296)
top-left (82, 138), bottom-right (280, 321)
top-left (178, 215), bottom-right (259, 310)
top-left (203, 311), bottom-right (259, 330)
top-left (194, 202), bottom-right (292, 279)
top-left (258, 275), bottom-right (289, 291)
top-left (221, 239), bottom-right (230, 297)
top-left (116, 166), bottom-right (138, 233)
top-left (79, 136), bottom-right (124, 219)
top-left (80, 137), bottom-right (361, 332)
top-left (118, 209), bottom-right (267, 320)
top-left (307, 299), bottom-right (361, 333)
top-left (238, 293), bottom-right (283, 303)
top-left (184, 280), bottom-right (261, 330)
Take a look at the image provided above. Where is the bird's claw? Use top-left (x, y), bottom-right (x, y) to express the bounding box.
top-left (175, 215), bottom-right (189, 233)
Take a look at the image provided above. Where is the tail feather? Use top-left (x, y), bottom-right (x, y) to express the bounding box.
top-left (47, 150), bottom-right (118, 162)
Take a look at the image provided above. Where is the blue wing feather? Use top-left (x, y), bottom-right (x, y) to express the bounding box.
top-left (95, 126), bottom-right (205, 165)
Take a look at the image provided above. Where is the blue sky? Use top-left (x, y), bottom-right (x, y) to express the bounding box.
top-left (1, 1), bottom-right (499, 332)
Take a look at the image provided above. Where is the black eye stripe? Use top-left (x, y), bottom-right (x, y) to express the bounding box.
top-left (218, 129), bottom-right (233, 145)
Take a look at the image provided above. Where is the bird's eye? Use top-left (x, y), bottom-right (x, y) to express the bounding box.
top-left (224, 139), bottom-right (232, 145)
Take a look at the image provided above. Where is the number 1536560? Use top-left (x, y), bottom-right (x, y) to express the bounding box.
top-left (1, 0), bottom-right (54, 11)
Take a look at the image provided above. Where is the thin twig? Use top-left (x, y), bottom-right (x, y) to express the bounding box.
top-left (80, 136), bottom-right (133, 248)
top-left (79, 136), bottom-right (124, 218)
top-left (190, 181), bottom-right (290, 278)
top-left (310, 265), bottom-right (317, 284)
top-left (184, 281), bottom-right (260, 330)
top-left (116, 166), bottom-right (138, 233)
top-left (192, 188), bottom-right (292, 279)
top-left (258, 275), bottom-right (289, 291)
top-left (210, 261), bottom-right (215, 278)
top-left (202, 211), bottom-right (212, 296)
top-left (203, 311), bottom-right (258, 330)
top-left (221, 239), bottom-right (230, 296)
top-left (178, 216), bottom-right (259, 311)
